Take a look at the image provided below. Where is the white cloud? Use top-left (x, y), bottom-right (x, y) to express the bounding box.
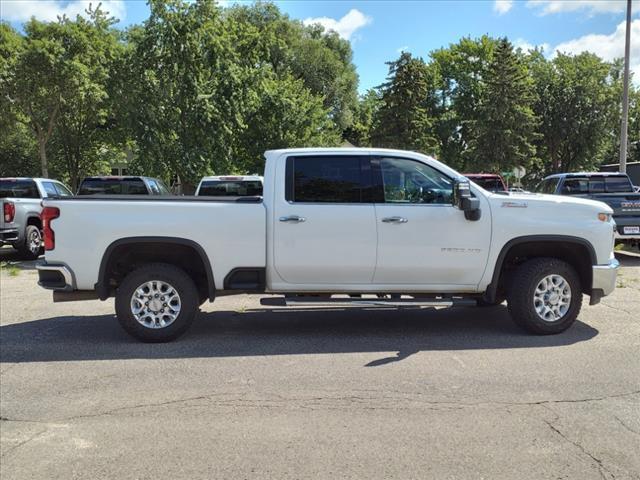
top-left (303, 9), bottom-right (372, 40)
top-left (1, 0), bottom-right (126, 23)
top-left (494, 0), bottom-right (514, 15)
top-left (553, 19), bottom-right (640, 80)
top-left (514, 38), bottom-right (551, 53)
top-left (397, 45), bottom-right (409, 53)
top-left (526, 0), bottom-right (639, 16)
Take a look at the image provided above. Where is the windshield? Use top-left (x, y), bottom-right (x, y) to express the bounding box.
top-left (0, 179), bottom-right (40, 198)
top-left (78, 178), bottom-right (148, 195)
top-left (198, 180), bottom-right (263, 196)
top-left (468, 177), bottom-right (506, 192)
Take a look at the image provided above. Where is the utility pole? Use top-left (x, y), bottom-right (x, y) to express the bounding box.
top-left (619, 0), bottom-right (632, 173)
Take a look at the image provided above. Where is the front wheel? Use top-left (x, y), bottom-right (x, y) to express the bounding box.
top-left (507, 258), bottom-right (582, 335)
top-left (115, 263), bottom-right (199, 342)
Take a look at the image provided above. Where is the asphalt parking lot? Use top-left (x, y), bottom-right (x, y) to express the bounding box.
top-left (1, 247), bottom-right (639, 479)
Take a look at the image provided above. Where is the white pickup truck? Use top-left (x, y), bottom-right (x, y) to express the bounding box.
top-left (37, 148), bottom-right (619, 342)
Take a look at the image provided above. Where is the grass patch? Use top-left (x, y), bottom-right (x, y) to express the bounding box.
top-left (0, 262), bottom-right (20, 277)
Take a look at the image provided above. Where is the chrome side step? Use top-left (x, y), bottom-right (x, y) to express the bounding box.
top-left (260, 296), bottom-right (477, 308)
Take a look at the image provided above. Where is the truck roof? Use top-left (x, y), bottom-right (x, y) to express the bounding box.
top-left (199, 175), bottom-right (263, 182)
top-left (545, 172), bottom-right (630, 179)
top-left (266, 147), bottom-right (428, 156)
top-left (81, 176), bottom-right (155, 181)
top-left (1, 177), bottom-right (62, 182)
top-left (462, 173), bottom-right (503, 178)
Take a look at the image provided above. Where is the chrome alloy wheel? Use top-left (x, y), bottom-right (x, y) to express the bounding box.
top-left (130, 280), bottom-right (181, 329)
top-left (28, 229), bottom-right (41, 254)
top-left (533, 274), bottom-right (571, 322)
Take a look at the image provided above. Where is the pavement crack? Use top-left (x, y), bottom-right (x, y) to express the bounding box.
top-left (614, 415), bottom-right (640, 436)
top-left (0, 428), bottom-right (47, 459)
top-left (3, 390), bottom-right (638, 423)
top-left (542, 418), bottom-right (616, 480)
top-left (599, 301), bottom-right (634, 317)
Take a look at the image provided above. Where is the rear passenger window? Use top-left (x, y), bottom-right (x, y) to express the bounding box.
top-left (286, 156), bottom-right (368, 203)
top-left (0, 180), bottom-right (40, 198)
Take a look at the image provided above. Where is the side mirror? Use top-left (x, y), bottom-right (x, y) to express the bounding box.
top-left (454, 178), bottom-right (482, 221)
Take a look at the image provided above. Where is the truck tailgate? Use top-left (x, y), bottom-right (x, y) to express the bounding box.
top-left (587, 193), bottom-right (640, 217)
top-left (42, 196), bottom-right (266, 291)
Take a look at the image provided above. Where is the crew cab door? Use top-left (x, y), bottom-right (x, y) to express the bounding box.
top-left (371, 156), bottom-right (491, 287)
top-left (272, 154), bottom-right (377, 285)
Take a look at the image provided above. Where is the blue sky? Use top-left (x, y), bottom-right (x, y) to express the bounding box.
top-left (2, 0), bottom-right (639, 92)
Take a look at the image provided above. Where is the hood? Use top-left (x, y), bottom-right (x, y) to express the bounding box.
top-left (487, 192), bottom-right (613, 215)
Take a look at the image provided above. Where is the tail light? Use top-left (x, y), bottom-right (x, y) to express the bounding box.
top-left (3, 202), bottom-right (15, 223)
top-left (41, 206), bottom-right (60, 251)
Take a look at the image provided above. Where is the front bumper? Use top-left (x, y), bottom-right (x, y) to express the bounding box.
top-left (590, 258), bottom-right (619, 304)
top-left (36, 262), bottom-right (75, 291)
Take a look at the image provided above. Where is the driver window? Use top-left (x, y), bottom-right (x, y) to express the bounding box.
top-left (379, 157), bottom-right (453, 204)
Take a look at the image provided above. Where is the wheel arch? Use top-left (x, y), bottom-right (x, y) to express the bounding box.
top-left (96, 237), bottom-right (215, 302)
top-left (485, 235), bottom-right (596, 302)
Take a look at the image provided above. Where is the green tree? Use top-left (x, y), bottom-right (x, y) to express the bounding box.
top-left (343, 88), bottom-right (381, 147)
top-left (226, 2), bottom-right (359, 131)
top-left (371, 52), bottom-right (439, 154)
top-left (629, 88), bottom-right (640, 163)
top-left (0, 20), bottom-right (72, 177)
top-left (530, 51), bottom-right (616, 175)
top-left (231, 75), bottom-right (340, 173)
top-left (49, 7), bottom-right (125, 189)
top-left (468, 38), bottom-right (538, 172)
top-left (431, 36), bottom-right (498, 169)
top-left (122, 0), bottom-right (249, 183)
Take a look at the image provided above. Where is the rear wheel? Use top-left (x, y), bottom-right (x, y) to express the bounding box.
top-left (16, 225), bottom-right (42, 260)
top-left (115, 263), bottom-right (199, 342)
top-left (506, 258), bottom-right (582, 335)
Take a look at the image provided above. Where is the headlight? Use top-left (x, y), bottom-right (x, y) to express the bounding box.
top-left (598, 212), bottom-right (612, 222)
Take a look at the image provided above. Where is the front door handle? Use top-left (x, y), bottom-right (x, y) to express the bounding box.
top-left (381, 216), bottom-right (408, 224)
top-left (279, 215), bottom-right (306, 223)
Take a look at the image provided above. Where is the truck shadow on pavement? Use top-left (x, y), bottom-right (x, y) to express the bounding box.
top-left (0, 305), bottom-right (598, 366)
top-left (0, 246), bottom-right (41, 270)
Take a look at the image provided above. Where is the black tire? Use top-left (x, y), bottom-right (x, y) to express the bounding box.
top-left (115, 263), bottom-right (199, 342)
top-left (507, 258), bottom-right (582, 335)
top-left (16, 225), bottom-right (42, 260)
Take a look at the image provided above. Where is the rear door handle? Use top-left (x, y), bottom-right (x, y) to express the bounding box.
top-left (381, 216), bottom-right (408, 224)
top-left (279, 215), bottom-right (306, 223)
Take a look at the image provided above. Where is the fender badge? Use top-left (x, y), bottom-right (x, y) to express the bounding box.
top-left (501, 201), bottom-right (528, 208)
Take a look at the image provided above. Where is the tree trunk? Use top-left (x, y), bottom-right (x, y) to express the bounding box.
top-left (38, 137), bottom-right (49, 178)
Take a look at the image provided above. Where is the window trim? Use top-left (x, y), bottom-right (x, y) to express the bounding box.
top-left (285, 154), bottom-right (373, 205)
top-left (370, 155), bottom-right (456, 206)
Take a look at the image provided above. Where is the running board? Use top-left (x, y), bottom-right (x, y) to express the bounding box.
top-left (260, 296), bottom-right (477, 308)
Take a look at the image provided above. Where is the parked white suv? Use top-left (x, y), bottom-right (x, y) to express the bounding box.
top-left (36, 148), bottom-right (618, 342)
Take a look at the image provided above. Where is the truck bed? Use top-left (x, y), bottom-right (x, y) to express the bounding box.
top-left (42, 195), bottom-right (267, 291)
